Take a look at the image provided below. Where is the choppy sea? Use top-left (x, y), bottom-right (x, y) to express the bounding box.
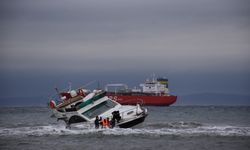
top-left (0, 106), bottom-right (250, 150)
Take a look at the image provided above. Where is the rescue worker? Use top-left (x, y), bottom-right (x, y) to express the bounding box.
top-left (99, 117), bottom-right (103, 128)
top-left (101, 118), bottom-right (110, 128)
top-left (116, 111), bottom-right (121, 123)
top-left (110, 117), bottom-right (115, 128)
top-left (112, 111), bottom-right (121, 123)
top-left (94, 116), bottom-right (99, 129)
top-left (102, 118), bottom-right (106, 128)
top-left (106, 118), bottom-right (110, 128)
top-left (101, 118), bottom-right (106, 128)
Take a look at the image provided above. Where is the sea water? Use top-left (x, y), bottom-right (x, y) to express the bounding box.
top-left (0, 106), bottom-right (250, 150)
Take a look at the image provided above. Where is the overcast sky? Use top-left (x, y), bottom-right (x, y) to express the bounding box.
top-left (1, 0), bottom-right (249, 105)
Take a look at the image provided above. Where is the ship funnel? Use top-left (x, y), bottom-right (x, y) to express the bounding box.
top-left (157, 78), bottom-right (168, 88)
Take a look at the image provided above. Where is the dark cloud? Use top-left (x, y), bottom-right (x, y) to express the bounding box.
top-left (0, 0), bottom-right (249, 105)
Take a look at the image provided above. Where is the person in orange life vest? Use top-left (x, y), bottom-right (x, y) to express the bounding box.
top-left (101, 118), bottom-right (106, 128)
top-left (106, 118), bottom-right (110, 128)
top-left (102, 118), bottom-right (110, 128)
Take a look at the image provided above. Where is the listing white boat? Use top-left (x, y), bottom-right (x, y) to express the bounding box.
top-left (49, 88), bottom-right (148, 128)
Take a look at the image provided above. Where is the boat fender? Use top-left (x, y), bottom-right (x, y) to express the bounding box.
top-left (49, 100), bottom-right (57, 109)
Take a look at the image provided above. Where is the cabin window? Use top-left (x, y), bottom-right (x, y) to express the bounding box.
top-left (82, 100), bottom-right (117, 119)
top-left (127, 111), bottom-right (134, 115)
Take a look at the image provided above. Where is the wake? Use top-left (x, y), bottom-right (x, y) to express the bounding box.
top-left (0, 122), bottom-right (250, 137)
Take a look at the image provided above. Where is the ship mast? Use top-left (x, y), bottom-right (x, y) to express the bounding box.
top-left (152, 73), bottom-right (156, 82)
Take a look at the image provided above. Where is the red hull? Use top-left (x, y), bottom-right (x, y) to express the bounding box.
top-left (107, 94), bottom-right (177, 106)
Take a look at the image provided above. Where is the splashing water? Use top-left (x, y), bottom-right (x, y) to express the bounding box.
top-left (1, 122), bottom-right (249, 137)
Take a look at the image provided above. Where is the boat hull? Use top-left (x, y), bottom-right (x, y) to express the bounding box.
top-left (107, 94), bottom-right (177, 106)
top-left (117, 114), bottom-right (148, 128)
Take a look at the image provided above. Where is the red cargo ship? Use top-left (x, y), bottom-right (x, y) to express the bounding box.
top-left (105, 77), bottom-right (177, 106)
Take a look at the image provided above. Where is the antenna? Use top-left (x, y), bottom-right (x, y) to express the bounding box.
top-left (152, 73), bottom-right (156, 82)
top-left (97, 80), bottom-right (100, 90)
top-left (68, 82), bottom-right (72, 91)
top-left (54, 86), bottom-right (61, 99)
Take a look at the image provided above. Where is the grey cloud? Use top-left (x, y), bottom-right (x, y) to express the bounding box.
top-left (2, 0), bottom-right (249, 24)
top-left (0, 0), bottom-right (250, 103)
top-left (1, 0), bottom-right (249, 73)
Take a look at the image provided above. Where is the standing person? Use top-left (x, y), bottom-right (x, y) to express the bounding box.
top-left (99, 117), bottom-right (103, 128)
top-left (106, 118), bottom-right (110, 128)
top-left (116, 111), bottom-right (121, 123)
top-left (95, 116), bottom-right (99, 129)
top-left (103, 118), bottom-right (108, 128)
top-left (113, 111), bottom-right (121, 123)
top-left (110, 117), bottom-right (115, 128)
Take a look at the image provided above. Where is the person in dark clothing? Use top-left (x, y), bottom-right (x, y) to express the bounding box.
top-left (106, 117), bottom-right (110, 128)
top-left (112, 111), bottom-right (121, 123)
top-left (110, 117), bottom-right (116, 128)
top-left (95, 116), bottom-right (99, 129)
top-left (99, 117), bottom-right (103, 128)
top-left (116, 111), bottom-right (121, 123)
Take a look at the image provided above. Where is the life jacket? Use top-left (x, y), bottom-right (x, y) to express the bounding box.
top-left (102, 119), bottom-right (109, 128)
top-left (102, 119), bottom-right (106, 127)
top-left (106, 119), bottom-right (110, 127)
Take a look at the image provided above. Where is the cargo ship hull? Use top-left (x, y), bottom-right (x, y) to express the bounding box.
top-left (107, 93), bottom-right (177, 106)
top-left (105, 75), bottom-right (177, 106)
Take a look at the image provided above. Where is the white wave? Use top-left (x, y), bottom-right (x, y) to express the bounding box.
top-left (0, 124), bottom-right (250, 137)
top-left (103, 126), bottom-right (250, 137)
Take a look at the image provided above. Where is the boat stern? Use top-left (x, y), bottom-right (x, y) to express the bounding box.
top-left (117, 104), bottom-right (148, 128)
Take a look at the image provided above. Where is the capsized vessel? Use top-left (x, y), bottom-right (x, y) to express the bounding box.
top-left (49, 87), bottom-right (148, 128)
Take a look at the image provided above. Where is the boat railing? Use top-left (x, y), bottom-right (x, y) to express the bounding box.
top-left (48, 80), bottom-right (97, 101)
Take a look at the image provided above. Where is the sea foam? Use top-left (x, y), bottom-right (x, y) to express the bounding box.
top-left (1, 122), bottom-right (250, 137)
